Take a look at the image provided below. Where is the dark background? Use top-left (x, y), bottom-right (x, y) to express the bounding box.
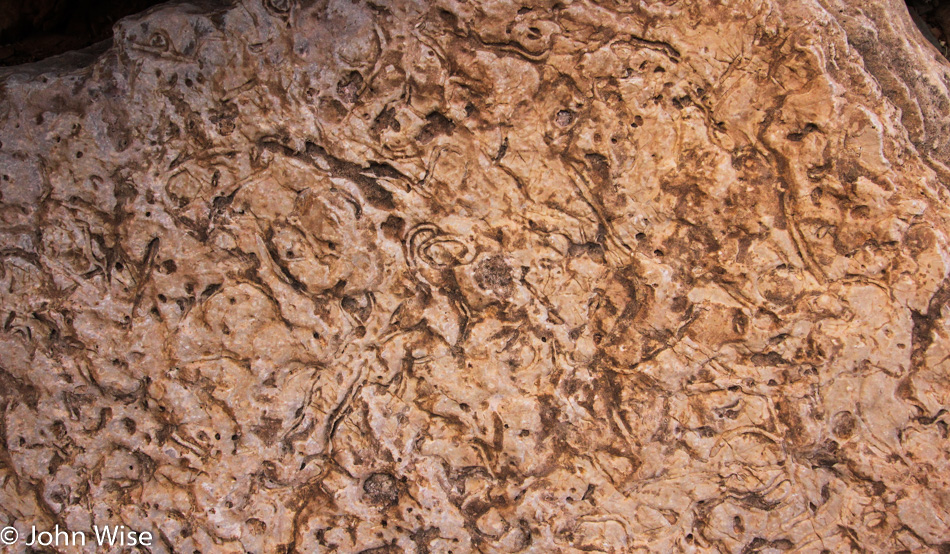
top-left (907, 0), bottom-right (950, 56)
top-left (0, 0), bottom-right (169, 66)
top-left (0, 0), bottom-right (948, 66)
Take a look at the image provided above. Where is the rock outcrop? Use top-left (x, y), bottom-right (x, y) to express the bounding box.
top-left (1, 0), bottom-right (950, 551)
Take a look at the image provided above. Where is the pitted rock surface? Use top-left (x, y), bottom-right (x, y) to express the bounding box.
top-left (2, 0), bottom-right (950, 552)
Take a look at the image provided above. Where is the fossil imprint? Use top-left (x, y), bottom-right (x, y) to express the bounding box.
top-left (1, 0), bottom-right (950, 551)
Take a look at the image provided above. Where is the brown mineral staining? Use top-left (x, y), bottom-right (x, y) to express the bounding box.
top-left (473, 255), bottom-right (513, 293)
top-left (831, 410), bottom-right (857, 439)
top-left (2, 0), bottom-right (950, 551)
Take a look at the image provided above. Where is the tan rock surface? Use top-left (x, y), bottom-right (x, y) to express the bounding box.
top-left (1, 0), bottom-right (950, 551)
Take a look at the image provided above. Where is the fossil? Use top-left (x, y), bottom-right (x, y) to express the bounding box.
top-left (1, 0), bottom-right (949, 551)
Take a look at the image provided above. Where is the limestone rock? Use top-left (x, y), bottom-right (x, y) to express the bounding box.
top-left (1, 0), bottom-right (950, 552)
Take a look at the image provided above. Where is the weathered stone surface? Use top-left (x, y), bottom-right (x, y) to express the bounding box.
top-left (1, 0), bottom-right (950, 551)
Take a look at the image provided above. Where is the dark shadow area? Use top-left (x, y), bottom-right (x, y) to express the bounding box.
top-left (906, 0), bottom-right (949, 57)
top-left (0, 0), bottom-right (168, 66)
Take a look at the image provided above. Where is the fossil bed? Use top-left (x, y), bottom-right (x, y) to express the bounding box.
top-left (1, 0), bottom-right (950, 552)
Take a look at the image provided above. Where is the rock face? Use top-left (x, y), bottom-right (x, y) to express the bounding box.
top-left (1, 0), bottom-right (950, 551)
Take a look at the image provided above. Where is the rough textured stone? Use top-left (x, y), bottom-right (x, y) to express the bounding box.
top-left (1, 0), bottom-right (950, 552)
